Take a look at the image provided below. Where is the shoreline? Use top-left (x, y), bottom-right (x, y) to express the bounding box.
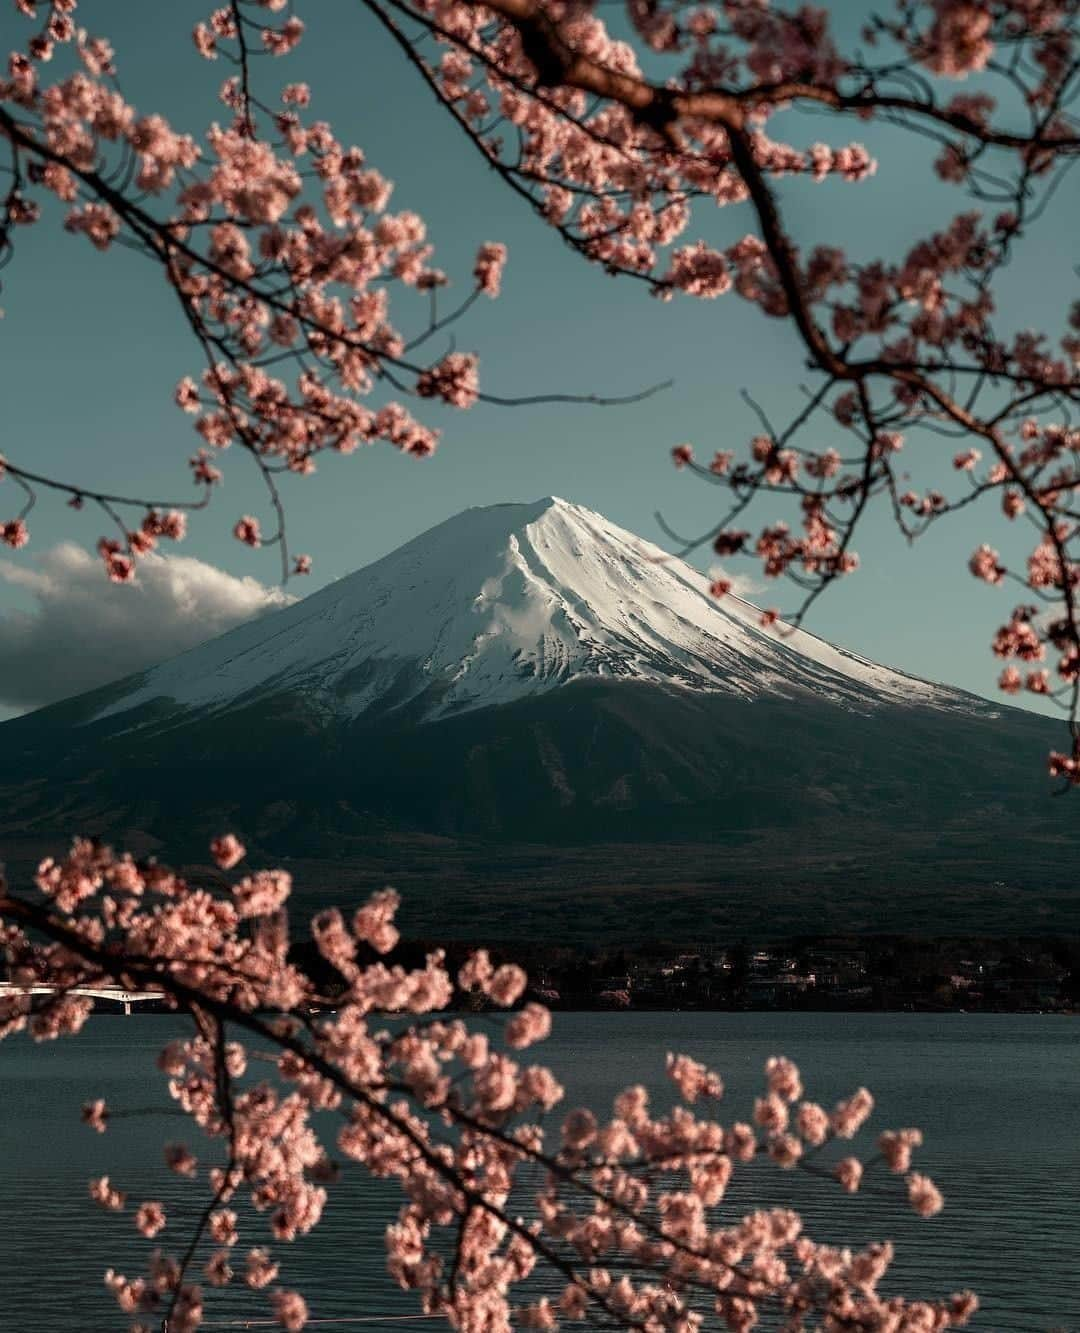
top-left (70, 1003), bottom-right (1079, 1018)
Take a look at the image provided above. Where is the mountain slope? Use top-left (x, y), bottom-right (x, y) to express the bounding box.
top-left (85, 497), bottom-right (978, 728)
top-left (0, 498), bottom-right (1074, 940)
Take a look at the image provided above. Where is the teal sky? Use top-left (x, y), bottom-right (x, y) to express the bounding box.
top-left (1, 1), bottom-right (1076, 721)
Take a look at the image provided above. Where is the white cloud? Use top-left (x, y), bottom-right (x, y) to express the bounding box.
top-left (0, 543), bottom-right (296, 712)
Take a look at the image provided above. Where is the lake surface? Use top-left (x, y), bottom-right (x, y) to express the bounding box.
top-left (1, 1012), bottom-right (1076, 1332)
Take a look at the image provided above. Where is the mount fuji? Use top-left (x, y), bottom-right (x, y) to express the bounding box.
top-left (1, 498), bottom-right (1075, 939)
top-left (83, 496), bottom-right (970, 726)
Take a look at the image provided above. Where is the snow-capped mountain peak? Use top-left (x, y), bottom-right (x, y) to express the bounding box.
top-left (91, 496), bottom-right (977, 725)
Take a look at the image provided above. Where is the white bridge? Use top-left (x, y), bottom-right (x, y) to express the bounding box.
top-left (0, 981), bottom-right (162, 1015)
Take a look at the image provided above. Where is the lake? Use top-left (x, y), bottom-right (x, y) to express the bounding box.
top-left (0, 1012), bottom-right (1076, 1331)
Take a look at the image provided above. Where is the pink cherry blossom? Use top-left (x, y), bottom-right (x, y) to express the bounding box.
top-left (969, 543), bottom-right (1009, 584)
top-left (880, 1127), bottom-right (924, 1174)
top-left (835, 1157), bottom-right (864, 1193)
top-left (1, 519), bottom-right (30, 549)
top-left (211, 833), bottom-right (246, 870)
top-left (134, 1201), bottom-right (166, 1238)
top-left (765, 1055), bottom-right (803, 1102)
top-left (232, 868), bottom-right (291, 918)
top-left (795, 1101), bottom-right (829, 1147)
top-left (233, 516), bottom-right (262, 548)
top-left (0, 833), bottom-right (975, 1330)
top-left (209, 1208), bottom-right (239, 1247)
top-left (96, 538), bottom-right (135, 583)
top-left (768, 1133), bottom-right (803, 1169)
top-left (204, 1250), bottom-right (233, 1287)
top-left (272, 1289), bottom-right (309, 1331)
top-left (667, 1051), bottom-right (724, 1102)
top-left (754, 1092), bottom-right (789, 1135)
top-left (352, 887), bottom-right (400, 954)
top-left (415, 352), bottom-right (479, 409)
top-left (907, 1172), bottom-right (945, 1217)
top-left (561, 1107), bottom-right (598, 1151)
top-left (164, 1144), bottom-right (198, 1177)
top-left (473, 241), bottom-right (507, 297)
top-left (89, 1175), bottom-right (126, 1212)
top-left (81, 1098), bottom-right (109, 1133)
top-left (246, 1248), bottom-right (280, 1290)
top-left (831, 1087), bottom-right (875, 1138)
top-left (489, 963), bottom-right (527, 1007)
top-left (505, 1002), bottom-right (552, 1049)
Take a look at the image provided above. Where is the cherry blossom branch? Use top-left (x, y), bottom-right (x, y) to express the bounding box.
top-left (0, 5), bottom-right (663, 586)
top-left (0, 836), bottom-right (975, 1332)
top-left (373, 0), bottom-right (1079, 779)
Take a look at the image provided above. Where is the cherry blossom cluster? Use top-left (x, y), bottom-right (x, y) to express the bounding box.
top-left (0, 835), bottom-right (976, 1332)
top-left (347, 0), bottom-right (1080, 770)
top-left (402, 0), bottom-right (877, 290)
top-left (369, 0), bottom-right (1076, 775)
top-left (1, 0), bottom-right (509, 579)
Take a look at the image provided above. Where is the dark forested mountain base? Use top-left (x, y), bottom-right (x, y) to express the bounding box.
top-left (1, 678), bottom-right (1075, 941)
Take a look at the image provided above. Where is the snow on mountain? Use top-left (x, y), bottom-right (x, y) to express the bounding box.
top-left (91, 497), bottom-right (980, 726)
